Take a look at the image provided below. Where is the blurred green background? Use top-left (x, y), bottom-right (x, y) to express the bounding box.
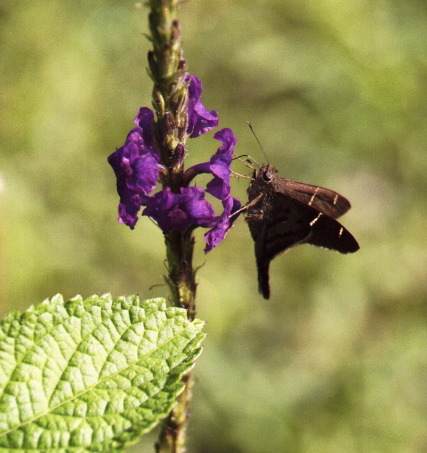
top-left (1, 0), bottom-right (426, 452)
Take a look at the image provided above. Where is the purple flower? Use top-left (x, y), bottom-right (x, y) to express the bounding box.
top-left (191, 128), bottom-right (236, 200)
top-left (142, 187), bottom-right (216, 234)
top-left (186, 75), bottom-right (218, 138)
top-left (108, 74), bottom-right (242, 251)
top-left (188, 128), bottom-right (241, 252)
top-left (108, 108), bottom-right (161, 228)
top-left (204, 195), bottom-right (241, 253)
top-left (139, 129), bottom-right (242, 249)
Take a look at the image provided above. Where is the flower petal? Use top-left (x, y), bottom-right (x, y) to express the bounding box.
top-left (186, 75), bottom-right (218, 138)
top-left (205, 128), bottom-right (236, 200)
top-left (204, 196), bottom-right (241, 253)
top-left (118, 193), bottom-right (143, 229)
top-left (186, 128), bottom-right (237, 200)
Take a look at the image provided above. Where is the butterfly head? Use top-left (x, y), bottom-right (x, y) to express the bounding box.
top-left (255, 163), bottom-right (277, 184)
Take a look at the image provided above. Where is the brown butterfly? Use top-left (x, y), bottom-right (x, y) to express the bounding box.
top-left (246, 164), bottom-right (359, 299)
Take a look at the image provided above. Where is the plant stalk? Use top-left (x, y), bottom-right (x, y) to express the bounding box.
top-left (147, 1), bottom-right (196, 452)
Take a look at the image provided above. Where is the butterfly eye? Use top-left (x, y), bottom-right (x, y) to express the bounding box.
top-left (263, 171), bottom-right (273, 182)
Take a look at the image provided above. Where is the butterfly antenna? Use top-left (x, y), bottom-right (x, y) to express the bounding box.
top-left (245, 121), bottom-right (269, 164)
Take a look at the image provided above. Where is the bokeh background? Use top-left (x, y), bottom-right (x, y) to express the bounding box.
top-left (1, 0), bottom-right (426, 452)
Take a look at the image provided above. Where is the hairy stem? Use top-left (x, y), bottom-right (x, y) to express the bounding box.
top-left (165, 229), bottom-right (197, 319)
top-left (147, 1), bottom-right (196, 452)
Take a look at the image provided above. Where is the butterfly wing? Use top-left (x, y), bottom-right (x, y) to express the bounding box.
top-left (247, 191), bottom-right (359, 299)
top-left (270, 190), bottom-right (359, 255)
top-left (276, 179), bottom-right (351, 219)
top-left (303, 209), bottom-right (359, 252)
top-left (247, 194), bottom-right (313, 299)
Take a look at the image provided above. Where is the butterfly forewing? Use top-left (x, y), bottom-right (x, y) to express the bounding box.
top-left (246, 163), bottom-right (359, 299)
top-left (273, 179), bottom-right (351, 219)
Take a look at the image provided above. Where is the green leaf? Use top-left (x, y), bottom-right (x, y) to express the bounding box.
top-left (0, 294), bottom-right (205, 452)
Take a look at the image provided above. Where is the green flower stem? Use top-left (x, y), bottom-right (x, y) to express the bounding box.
top-left (147, 1), bottom-right (196, 452)
top-left (165, 229), bottom-right (197, 319)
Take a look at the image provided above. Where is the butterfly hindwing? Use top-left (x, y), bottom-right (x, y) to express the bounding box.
top-left (305, 209), bottom-right (360, 253)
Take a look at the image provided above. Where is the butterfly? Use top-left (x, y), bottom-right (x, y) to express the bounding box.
top-left (246, 163), bottom-right (359, 299)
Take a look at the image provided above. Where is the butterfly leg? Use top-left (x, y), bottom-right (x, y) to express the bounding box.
top-left (230, 194), bottom-right (263, 219)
